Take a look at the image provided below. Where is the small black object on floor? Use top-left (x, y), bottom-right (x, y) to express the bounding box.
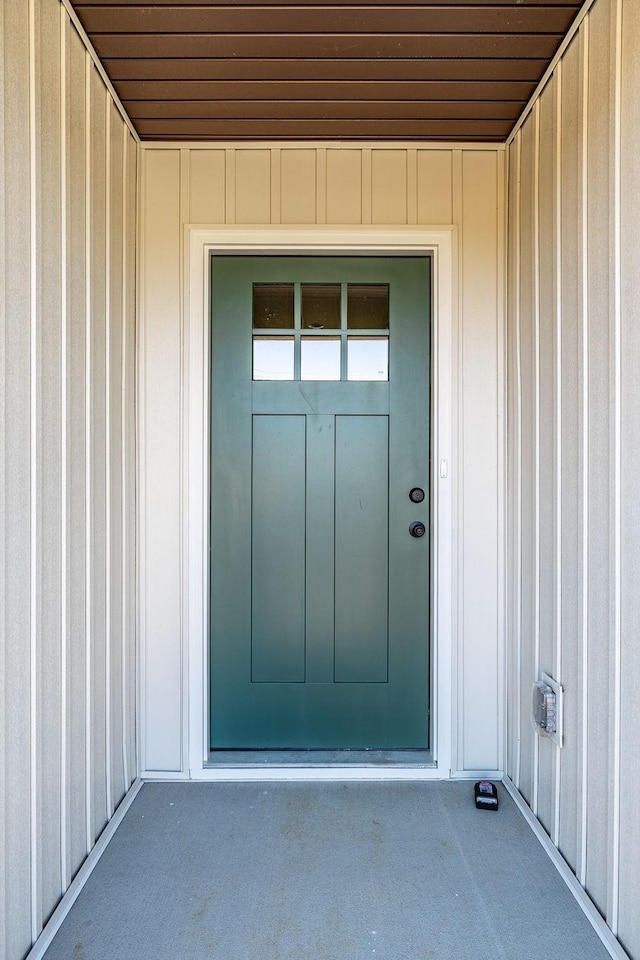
top-left (474, 780), bottom-right (499, 810)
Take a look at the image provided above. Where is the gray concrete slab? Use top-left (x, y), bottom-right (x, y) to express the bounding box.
top-left (44, 782), bottom-right (611, 960)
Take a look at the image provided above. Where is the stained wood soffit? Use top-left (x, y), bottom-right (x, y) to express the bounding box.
top-left (71, 1), bottom-right (584, 142)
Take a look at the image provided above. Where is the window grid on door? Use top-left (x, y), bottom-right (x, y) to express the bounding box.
top-left (252, 282), bottom-right (389, 382)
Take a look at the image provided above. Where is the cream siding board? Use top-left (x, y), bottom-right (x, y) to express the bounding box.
top-left (506, 138), bottom-right (519, 789)
top-left (0, 2), bottom-right (138, 956)
top-left (140, 143), bottom-right (503, 777)
top-left (326, 149), bottom-right (362, 224)
top-left (417, 151), bottom-right (453, 224)
top-left (536, 77), bottom-right (557, 839)
top-left (507, 0), bottom-right (640, 950)
top-left (518, 120), bottom-right (535, 798)
top-left (618, 0), bottom-right (640, 955)
top-left (108, 105), bottom-right (125, 810)
top-left (558, 33), bottom-right (582, 871)
top-left (585, 0), bottom-right (612, 917)
top-left (0, 0), bottom-right (6, 952)
top-left (66, 20), bottom-right (90, 882)
top-left (2, 3), bottom-right (32, 956)
top-left (281, 149), bottom-right (317, 224)
top-left (189, 150), bottom-right (225, 223)
top-left (35, 0), bottom-right (64, 919)
top-left (371, 150), bottom-right (408, 224)
top-left (140, 149), bottom-right (183, 772)
top-left (517, 120), bottom-right (535, 805)
top-left (126, 134), bottom-right (137, 791)
top-left (90, 63), bottom-right (109, 842)
top-left (236, 149), bottom-right (271, 223)
top-left (459, 150), bottom-right (501, 771)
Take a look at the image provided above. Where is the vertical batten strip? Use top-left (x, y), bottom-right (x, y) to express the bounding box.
top-left (553, 60), bottom-right (563, 850)
top-left (532, 100), bottom-right (541, 817)
top-left (59, 2), bottom-right (69, 893)
top-left (84, 50), bottom-right (93, 856)
top-left (104, 92), bottom-right (112, 818)
top-left (579, 14), bottom-right (590, 890)
top-left (514, 133), bottom-right (523, 791)
top-left (609, 0), bottom-right (623, 936)
top-left (28, 0), bottom-right (39, 940)
top-left (121, 132), bottom-right (129, 792)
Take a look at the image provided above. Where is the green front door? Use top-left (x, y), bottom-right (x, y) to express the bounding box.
top-left (210, 256), bottom-right (430, 749)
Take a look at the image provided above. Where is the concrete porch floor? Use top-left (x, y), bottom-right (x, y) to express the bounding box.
top-left (44, 782), bottom-right (609, 960)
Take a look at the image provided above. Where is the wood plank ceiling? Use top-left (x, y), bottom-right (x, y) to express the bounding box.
top-left (71, 0), bottom-right (584, 142)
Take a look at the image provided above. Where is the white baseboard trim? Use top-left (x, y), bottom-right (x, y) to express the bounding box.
top-left (140, 770), bottom-right (190, 781)
top-left (25, 778), bottom-right (144, 960)
top-left (450, 769), bottom-right (505, 781)
top-left (26, 774), bottom-right (623, 960)
top-left (146, 767), bottom-right (441, 782)
top-left (502, 776), bottom-right (630, 960)
top-left (139, 768), bottom-right (503, 783)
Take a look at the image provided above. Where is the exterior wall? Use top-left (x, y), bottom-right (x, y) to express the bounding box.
top-left (139, 143), bottom-right (505, 777)
top-left (506, 0), bottom-right (640, 954)
top-left (0, 2), bottom-right (137, 957)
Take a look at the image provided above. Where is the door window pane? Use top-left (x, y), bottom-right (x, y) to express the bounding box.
top-left (302, 284), bottom-right (341, 329)
top-left (347, 284), bottom-right (389, 330)
top-left (253, 284), bottom-right (294, 328)
top-left (347, 337), bottom-right (389, 381)
top-left (253, 337), bottom-right (294, 380)
top-left (301, 337), bottom-right (341, 381)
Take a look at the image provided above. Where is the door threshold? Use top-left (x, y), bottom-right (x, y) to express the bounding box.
top-left (206, 749), bottom-right (435, 769)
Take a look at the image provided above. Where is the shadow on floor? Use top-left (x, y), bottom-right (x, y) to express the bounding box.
top-left (44, 781), bottom-right (610, 960)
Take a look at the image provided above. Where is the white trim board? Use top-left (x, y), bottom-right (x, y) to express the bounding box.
top-left (148, 225), bottom-right (459, 781)
top-left (59, 0), bottom-right (139, 142)
top-left (506, 0), bottom-right (597, 146)
top-left (139, 141), bottom-right (506, 152)
top-left (24, 779), bottom-right (143, 960)
top-left (141, 769), bottom-right (505, 784)
top-left (22, 773), bottom-right (619, 958)
top-left (503, 778), bottom-right (631, 960)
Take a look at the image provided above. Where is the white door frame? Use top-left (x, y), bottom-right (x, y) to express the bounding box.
top-left (183, 225), bottom-right (457, 780)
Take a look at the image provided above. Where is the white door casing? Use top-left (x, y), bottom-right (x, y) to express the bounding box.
top-left (150, 225), bottom-right (461, 780)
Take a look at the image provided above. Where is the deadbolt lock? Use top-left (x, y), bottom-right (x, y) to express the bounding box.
top-left (409, 487), bottom-right (425, 503)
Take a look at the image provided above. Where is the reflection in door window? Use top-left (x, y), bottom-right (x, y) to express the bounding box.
top-left (302, 284), bottom-right (341, 329)
top-left (347, 337), bottom-right (389, 381)
top-left (253, 284), bottom-right (295, 328)
top-left (347, 284), bottom-right (389, 329)
top-left (301, 337), bottom-right (341, 381)
top-left (253, 337), bottom-right (294, 380)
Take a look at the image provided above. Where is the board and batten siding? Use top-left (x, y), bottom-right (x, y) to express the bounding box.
top-left (0, 2), bottom-right (137, 957)
top-left (507, 0), bottom-right (640, 955)
top-left (139, 143), bottom-right (505, 777)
